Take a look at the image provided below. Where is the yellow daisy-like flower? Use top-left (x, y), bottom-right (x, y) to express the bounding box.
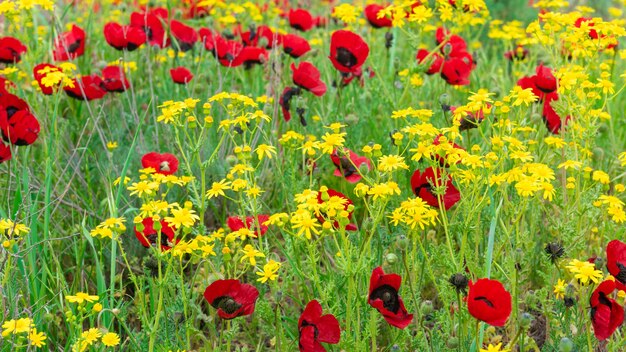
top-left (553, 279), bottom-right (566, 300)
top-left (165, 207), bottom-right (200, 229)
top-left (240, 244), bottom-right (265, 266)
top-left (29, 328), bottom-right (47, 347)
top-left (66, 292), bottom-right (99, 304)
top-left (101, 332), bottom-right (121, 347)
top-left (206, 180), bottom-right (231, 199)
top-left (2, 318), bottom-right (33, 337)
top-left (480, 343), bottom-right (510, 352)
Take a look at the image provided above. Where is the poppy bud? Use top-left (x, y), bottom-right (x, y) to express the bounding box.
top-left (420, 300), bottom-right (434, 315)
top-left (396, 235), bottom-right (409, 250)
top-left (544, 242), bottom-right (565, 263)
top-left (593, 256), bottom-right (605, 270)
top-left (225, 155), bottom-right (238, 166)
top-left (345, 113), bottom-right (359, 125)
top-left (449, 273), bottom-right (469, 294)
top-left (592, 147), bottom-right (604, 162)
top-left (443, 43), bottom-right (453, 56)
top-left (519, 312), bottom-right (533, 328)
top-left (439, 93), bottom-right (450, 107)
top-left (385, 253), bottom-right (398, 264)
top-left (558, 337), bottom-right (574, 352)
top-left (446, 336), bottom-right (459, 349)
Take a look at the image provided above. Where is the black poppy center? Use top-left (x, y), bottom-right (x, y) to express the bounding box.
top-left (213, 296), bottom-right (241, 314)
top-left (68, 40), bottom-right (82, 53)
top-left (615, 262), bottom-right (626, 284)
top-left (414, 183), bottom-right (432, 197)
top-left (176, 41), bottom-right (194, 52)
top-left (474, 296), bottom-right (494, 308)
top-left (145, 232), bottom-right (171, 248)
top-left (300, 320), bottom-right (319, 339)
top-left (370, 285), bottom-right (400, 313)
top-left (598, 292), bottom-right (613, 308)
top-left (334, 155), bottom-right (357, 177)
top-left (335, 47), bottom-right (358, 68)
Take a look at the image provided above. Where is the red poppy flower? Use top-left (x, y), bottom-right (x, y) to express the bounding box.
top-left (364, 4), bottom-right (392, 28)
top-left (203, 279), bottom-right (259, 319)
top-left (230, 46), bottom-right (268, 68)
top-left (331, 148), bottom-right (371, 183)
top-left (606, 240), bottom-right (626, 286)
top-left (440, 55), bottom-right (473, 86)
top-left (101, 66), bottom-right (129, 93)
top-left (0, 92), bottom-right (30, 115)
top-left (316, 188), bottom-right (357, 231)
top-left (368, 266), bottom-right (413, 329)
top-left (169, 66), bottom-right (193, 84)
top-left (279, 86), bottom-right (301, 122)
top-left (291, 62), bottom-right (326, 97)
top-left (574, 17), bottom-right (617, 48)
top-left (199, 28), bottom-right (221, 53)
top-left (184, 0), bottom-right (211, 19)
top-left (289, 9), bottom-right (315, 32)
top-left (0, 37), bottom-right (27, 64)
top-left (0, 77), bottom-right (8, 95)
top-left (170, 20), bottom-right (198, 52)
top-left (0, 109), bottom-right (40, 146)
top-left (541, 95), bottom-right (570, 134)
top-left (590, 280), bottom-right (624, 340)
top-left (215, 39), bottom-right (245, 67)
top-left (33, 63), bottom-right (60, 95)
top-left (436, 27), bottom-right (469, 56)
top-left (329, 30), bottom-right (370, 75)
top-left (257, 25), bottom-right (281, 48)
top-left (226, 215), bottom-right (270, 237)
top-left (410, 167), bottom-right (460, 210)
top-left (451, 104), bottom-right (490, 131)
top-left (53, 25), bottom-right (86, 61)
top-left (282, 34), bottom-right (311, 58)
top-left (298, 300), bottom-right (341, 352)
top-left (130, 11), bottom-right (169, 48)
top-left (517, 64), bottom-right (557, 101)
top-left (416, 49), bottom-right (443, 75)
top-left (103, 22), bottom-right (147, 51)
top-left (64, 75), bottom-right (107, 101)
top-left (0, 140), bottom-right (11, 163)
top-left (504, 45), bottom-right (529, 61)
top-left (134, 217), bottom-right (178, 251)
top-left (467, 278), bottom-right (512, 327)
top-left (141, 152), bottom-right (179, 175)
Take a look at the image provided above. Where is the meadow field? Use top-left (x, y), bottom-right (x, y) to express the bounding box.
top-left (1, 0), bottom-right (626, 351)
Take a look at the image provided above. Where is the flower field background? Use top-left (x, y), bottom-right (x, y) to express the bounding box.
top-left (1, 0), bottom-right (626, 351)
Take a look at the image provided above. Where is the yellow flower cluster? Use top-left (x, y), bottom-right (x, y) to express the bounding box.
top-left (1, 317), bottom-right (47, 347)
top-left (565, 259), bottom-right (603, 285)
top-left (90, 217), bottom-right (126, 239)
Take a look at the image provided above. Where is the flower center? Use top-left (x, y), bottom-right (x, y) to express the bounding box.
top-left (474, 296), bottom-right (494, 308)
top-left (160, 161), bottom-right (170, 172)
top-left (335, 47), bottom-right (357, 68)
top-left (370, 284), bottom-right (400, 313)
top-left (213, 296), bottom-right (242, 314)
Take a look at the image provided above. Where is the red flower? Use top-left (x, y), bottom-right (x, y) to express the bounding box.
top-left (33, 63), bottom-right (60, 95)
top-left (279, 86), bottom-right (301, 122)
top-left (590, 280), bottom-right (624, 340)
top-left (368, 266), bottom-right (414, 329)
top-left (0, 37), bottom-right (27, 64)
top-left (230, 46), bottom-right (268, 68)
top-left (64, 75), bottom-right (107, 101)
top-left (410, 167), bottom-right (460, 210)
top-left (316, 189), bottom-right (357, 231)
top-left (440, 55), bottom-right (473, 86)
top-left (329, 30), bottom-right (370, 75)
top-left (416, 49), bottom-right (443, 75)
top-left (330, 148), bottom-right (370, 183)
top-left (257, 25), bottom-right (282, 48)
top-left (504, 45), bottom-right (529, 61)
top-left (364, 4), bottom-right (392, 28)
top-left (467, 278), bottom-right (512, 327)
top-left (130, 11), bottom-right (169, 48)
top-left (199, 28), bottom-right (221, 53)
top-left (289, 9), bottom-right (315, 32)
top-left (226, 215), bottom-right (270, 237)
top-left (282, 34), bottom-right (311, 58)
top-left (435, 27), bottom-right (468, 57)
top-left (103, 22), bottom-right (146, 51)
top-left (606, 240), bottom-right (626, 286)
top-left (0, 108), bottom-right (40, 146)
top-left (53, 25), bottom-right (86, 61)
top-left (0, 140), bottom-right (11, 163)
top-left (517, 64), bottom-right (557, 101)
top-left (134, 217), bottom-right (178, 251)
top-left (101, 66), bottom-right (129, 93)
top-left (204, 279), bottom-right (259, 319)
top-left (170, 20), bottom-right (198, 52)
top-left (141, 152), bottom-right (179, 175)
top-left (215, 39), bottom-right (244, 67)
top-left (541, 95), bottom-right (570, 134)
top-left (291, 62), bottom-right (326, 97)
top-left (298, 300), bottom-right (341, 352)
top-left (170, 67), bottom-right (194, 85)
top-left (0, 92), bottom-right (30, 114)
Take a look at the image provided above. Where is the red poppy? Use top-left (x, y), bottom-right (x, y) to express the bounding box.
top-left (184, 0), bottom-right (211, 19)
top-left (289, 9), bottom-right (315, 32)
top-left (203, 279), bottom-right (259, 319)
top-left (226, 215), bottom-right (270, 237)
top-left (410, 167), bottom-right (460, 210)
top-left (64, 75), bottom-right (107, 101)
top-left (440, 55), bottom-right (473, 86)
top-left (199, 28), bottom-right (221, 53)
top-left (368, 266), bottom-right (413, 329)
top-left (331, 148), bottom-right (370, 183)
top-left (168, 66), bottom-right (193, 84)
top-left (279, 86), bottom-right (301, 122)
top-left (134, 217), bottom-right (178, 251)
top-left (590, 280), bottom-right (624, 340)
top-left (282, 34), bottom-right (311, 58)
top-left (0, 141), bottom-right (11, 163)
top-left (467, 278), bottom-right (512, 327)
top-left (257, 25), bottom-right (282, 48)
top-left (504, 45), bottom-right (529, 61)
top-left (0, 109), bottom-right (40, 146)
top-left (101, 66), bottom-right (129, 92)
top-left (298, 300), bottom-right (341, 352)
top-left (170, 20), bottom-right (198, 52)
top-left (329, 30), bottom-right (370, 75)
top-left (575, 17), bottom-right (618, 49)
top-left (215, 39), bottom-right (244, 67)
top-left (517, 64), bottom-right (557, 101)
top-left (364, 4), bottom-right (392, 28)
top-left (0, 37), bottom-right (27, 64)
top-left (0, 92), bottom-right (30, 115)
top-left (435, 27), bottom-right (468, 57)
top-left (33, 63), bottom-right (61, 95)
top-left (130, 11), bottom-right (169, 48)
top-left (316, 188), bottom-right (357, 231)
top-left (230, 46), bottom-right (268, 68)
top-left (431, 134), bottom-right (465, 166)
top-left (53, 25), bottom-right (86, 61)
top-left (416, 49), bottom-right (443, 75)
top-left (103, 22), bottom-right (147, 51)
top-left (291, 62), bottom-right (326, 97)
top-left (141, 152), bottom-right (179, 175)
top-left (606, 240), bottom-right (626, 286)
top-left (0, 77), bottom-right (8, 95)
top-left (542, 95), bottom-right (570, 134)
